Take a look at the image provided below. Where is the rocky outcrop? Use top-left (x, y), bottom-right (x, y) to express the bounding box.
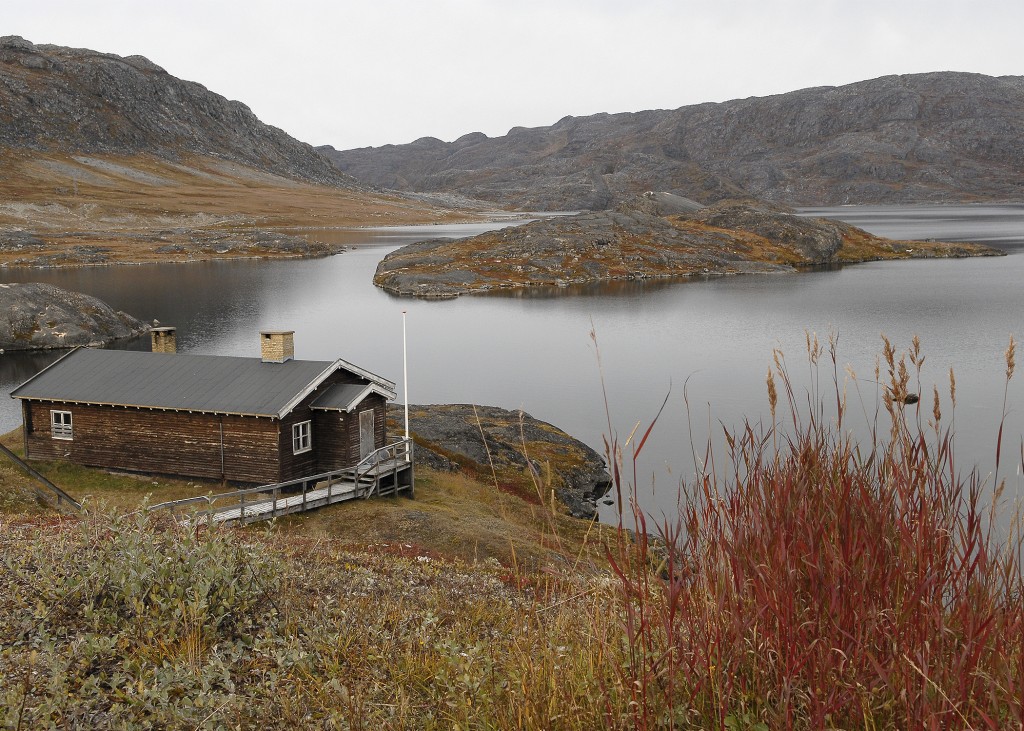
top-left (0, 282), bottom-right (148, 350)
top-left (323, 72), bottom-right (1024, 209)
top-left (388, 404), bottom-right (610, 519)
top-left (0, 36), bottom-right (351, 186)
top-left (687, 202), bottom-right (846, 260)
top-left (149, 229), bottom-right (345, 258)
top-left (374, 199), bottom-right (1003, 298)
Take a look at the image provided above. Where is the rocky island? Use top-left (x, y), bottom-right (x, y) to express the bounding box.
top-left (374, 195), bottom-right (1003, 298)
top-left (0, 282), bottom-right (148, 350)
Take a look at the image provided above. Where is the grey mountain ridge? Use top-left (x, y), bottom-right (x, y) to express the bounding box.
top-left (0, 35), bottom-right (352, 187)
top-left (321, 72), bottom-right (1024, 209)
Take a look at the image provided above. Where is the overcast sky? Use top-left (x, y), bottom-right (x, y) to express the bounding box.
top-left (7, 0), bottom-right (1022, 150)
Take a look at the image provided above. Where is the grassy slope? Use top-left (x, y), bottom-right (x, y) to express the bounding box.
top-left (0, 427), bottom-right (608, 569)
top-left (0, 149), bottom-right (488, 266)
top-left (0, 425), bottom-right (622, 728)
top-left (280, 469), bottom-right (606, 569)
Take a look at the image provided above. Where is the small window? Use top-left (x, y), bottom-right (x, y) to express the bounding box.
top-left (51, 410), bottom-right (73, 440)
top-left (292, 420), bottom-right (311, 454)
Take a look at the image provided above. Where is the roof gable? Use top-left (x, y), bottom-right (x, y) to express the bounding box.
top-left (10, 348), bottom-right (395, 418)
top-left (309, 382), bottom-right (395, 413)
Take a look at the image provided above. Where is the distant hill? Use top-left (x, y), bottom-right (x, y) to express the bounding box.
top-left (0, 36), bottom-right (473, 266)
top-left (0, 35), bottom-right (348, 186)
top-left (321, 72), bottom-right (1024, 210)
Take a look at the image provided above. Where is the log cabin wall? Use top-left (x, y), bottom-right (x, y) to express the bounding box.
top-left (370, 395), bottom-right (387, 454)
top-left (278, 403), bottom-right (318, 482)
top-left (20, 370), bottom-right (391, 485)
top-left (23, 400), bottom-right (280, 483)
top-left (313, 410), bottom-right (349, 472)
top-left (277, 369), bottom-right (366, 481)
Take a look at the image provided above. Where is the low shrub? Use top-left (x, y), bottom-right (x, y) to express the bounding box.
top-left (1, 509), bottom-right (284, 728)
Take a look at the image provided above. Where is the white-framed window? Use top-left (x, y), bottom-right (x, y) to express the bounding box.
top-left (51, 410), bottom-right (73, 440)
top-left (292, 420), bottom-right (311, 454)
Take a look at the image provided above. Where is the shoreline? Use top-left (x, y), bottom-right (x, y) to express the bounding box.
top-left (0, 216), bottom-right (519, 269)
top-left (376, 246), bottom-right (1006, 300)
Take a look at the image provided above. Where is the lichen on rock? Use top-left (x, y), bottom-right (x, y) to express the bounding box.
top-left (0, 282), bottom-right (149, 351)
top-left (388, 403), bottom-right (610, 519)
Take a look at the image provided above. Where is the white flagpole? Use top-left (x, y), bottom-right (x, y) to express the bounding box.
top-left (402, 310), bottom-right (409, 441)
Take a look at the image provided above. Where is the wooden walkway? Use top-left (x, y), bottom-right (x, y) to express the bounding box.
top-left (149, 439), bottom-right (413, 525)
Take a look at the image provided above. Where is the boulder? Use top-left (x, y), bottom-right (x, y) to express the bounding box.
top-left (388, 403), bottom-right (610, 519)
top-left (0, 282), bottom-right (149, 351)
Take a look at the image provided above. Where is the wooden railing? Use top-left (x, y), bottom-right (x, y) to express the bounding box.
top-left (0, 441), bottom-right (82, 513)
top-left (148, 438), bottom-right (413, 523)
top-left (355, 437), bottom-right (414, 499)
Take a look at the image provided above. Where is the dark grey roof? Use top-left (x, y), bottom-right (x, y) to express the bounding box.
top-left (10, 348), bottom-right (390, 418)
top-left (310, 382), bottom-right (392, 412)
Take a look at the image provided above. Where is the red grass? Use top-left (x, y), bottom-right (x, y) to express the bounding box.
top-left (602, 333), bottom-right (1024, 730)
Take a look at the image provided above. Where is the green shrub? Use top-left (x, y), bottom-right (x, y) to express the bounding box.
top-left (2, 509), bottom-right (283, 728)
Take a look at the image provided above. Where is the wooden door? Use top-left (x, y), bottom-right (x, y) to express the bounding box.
top-left (359, 409), bottom-right (375, 461)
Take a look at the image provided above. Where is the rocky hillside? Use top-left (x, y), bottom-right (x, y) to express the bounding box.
top-left (374, 197), bottom-right (1003, 298)
top-left (0, 36), bottom-right (347, 186)
top-left (0, 37), bottom-right (479, 266)
top-left (0, 282), bottom-right (148, 350)
top-left (323, 72), bottom-right (1024, 210)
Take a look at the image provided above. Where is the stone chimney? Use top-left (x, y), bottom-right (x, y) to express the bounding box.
top-left (151, 327), bottom-right (177, 354)
top-left (260, 331), bottom-right (294, 363)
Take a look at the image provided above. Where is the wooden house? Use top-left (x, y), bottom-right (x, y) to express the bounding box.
top-left (10, 330), bottom-right (398, 485)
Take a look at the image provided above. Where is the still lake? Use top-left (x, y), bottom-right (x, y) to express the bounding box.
top-left (2, 204), bottom-right (1022, 522)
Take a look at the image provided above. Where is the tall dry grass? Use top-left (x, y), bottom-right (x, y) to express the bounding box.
top-left (602, 332), bottom-right (1023, 729)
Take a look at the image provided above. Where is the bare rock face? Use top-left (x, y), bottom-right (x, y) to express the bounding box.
top-left (0, 36), bottom-right (350, 186)
top-left (388, 403), bottom-right (610, 519)
top-left (633, 191), bottom-right (706, 217)
top-left (0, 282), bottom-right (148, 351)
top-left (322, 72), bottom-right (1024, 209)
top-left (686, 202), bottom-right (845, 261)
